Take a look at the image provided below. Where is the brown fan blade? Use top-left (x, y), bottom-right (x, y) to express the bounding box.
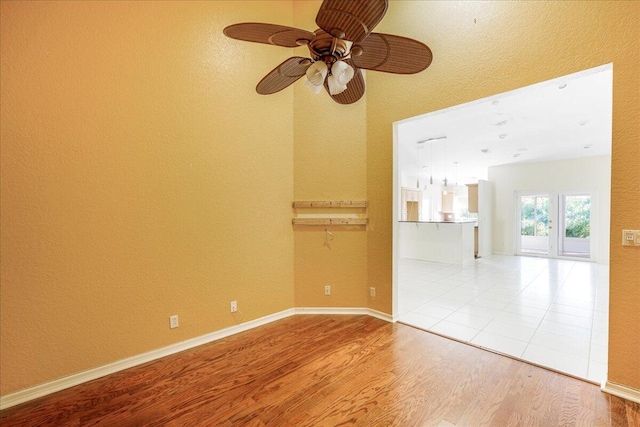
top-left (316, 0), bottom-right (388, 43)
top-left (256, 57), bottom-right (310, 95)
top-left (223, 23), bottom-right (315, 48)
top-left (351, 33), bottom-right (433, 74)
top-left (324, 65), bottom-right (365, 104)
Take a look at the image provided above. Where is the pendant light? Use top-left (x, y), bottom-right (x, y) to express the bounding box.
top-left (442, 138), bottom-right (448, 194)
top-left (454, 162), bottom-right (460, 189)
top-left (429, 141), bottom-right (433, 185)
top-left (418, 136), bottom-right (446, 187)
top-left (416, 141), bottom-right (423, 188)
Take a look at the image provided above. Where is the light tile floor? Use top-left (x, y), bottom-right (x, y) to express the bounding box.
top-left (397, 254), bottom-right (609, 383)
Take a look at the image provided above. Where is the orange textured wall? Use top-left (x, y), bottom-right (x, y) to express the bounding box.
top-left (292, 1), bottom-right (369, 309)
top-left (366, 0), bottom-right (639, 389)
top-left (1, 0), bottom-right (639, 399)
top-left (0, 1), bottom-right (295, 395)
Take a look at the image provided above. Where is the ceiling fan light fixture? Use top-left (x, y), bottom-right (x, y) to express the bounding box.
top-left (305, 61), bottom-right (328, 90)
top-left (327, 74), bottom-right (347, 95)
top-left (332, 60), bottom-right (355, 85)
top-left (224, 0), bottom-right (433, 104)
top-left (304, 78), bottom-right (324, 94)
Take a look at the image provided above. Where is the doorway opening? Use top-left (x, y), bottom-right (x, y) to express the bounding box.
top-left (392, 63), bottom-right (612, 383)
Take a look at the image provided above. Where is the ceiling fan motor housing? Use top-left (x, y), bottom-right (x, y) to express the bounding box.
top-left (308, 29), bottom-right (351, 65)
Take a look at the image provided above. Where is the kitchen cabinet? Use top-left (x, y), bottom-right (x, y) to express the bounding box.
top-left (467, 184), bottom-right (478, 213)
top-left (401, 188), bottom-right (422, 221)
top-left (467, 180), bottom-right (493, 258)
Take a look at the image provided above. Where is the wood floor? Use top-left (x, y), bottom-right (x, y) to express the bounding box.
top-left (1, 315), bottom-right (638, 426)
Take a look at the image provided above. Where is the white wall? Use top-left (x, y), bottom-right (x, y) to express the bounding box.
top-left (489, 155), bottom-right (611, 264)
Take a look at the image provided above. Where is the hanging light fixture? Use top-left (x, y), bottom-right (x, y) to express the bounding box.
top-left (422, 166), bottom-right (429, 189)
top-left (442, 138), bottom-right (449, 194)
top-left (453, 162), bottom-right (460, 189)
top-left (304, 61), bottom-right (328, 94)
top-left (429, 141), bottom-right (434, 185)
top-left (416, 141), bottom-right (424, 188)
top-left (305, 60), bottom-right (355, 95)
top-left (327, 60), bottom-right (355, 95)
top-left (418, 136), bottom-right (447, 186)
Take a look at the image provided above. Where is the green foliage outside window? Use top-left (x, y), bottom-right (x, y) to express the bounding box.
top-left (520, 195), bottom-right (590, 238)
top-left (565, 196), bottom-right (590, 238)
top-left (520, 196), bottom-right (548, 237)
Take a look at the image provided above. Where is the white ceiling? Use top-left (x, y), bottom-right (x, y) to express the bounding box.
top-left (396, 64), bottom-right (613, 187)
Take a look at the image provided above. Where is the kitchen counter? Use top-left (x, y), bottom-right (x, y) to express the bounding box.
top-left (398, 221), bottom-right (475, 266)
top-left (399, 220), bottom-right (477, 224)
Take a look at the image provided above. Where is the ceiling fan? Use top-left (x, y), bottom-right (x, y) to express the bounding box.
top-left (223, 0), bottom-right (433, 104)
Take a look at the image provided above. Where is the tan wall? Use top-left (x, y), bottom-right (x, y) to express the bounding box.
top-left (0, 1), bottom-right (296, 395)
top-left (292, 1), bottom-right (369, 308)
top-left (1, 0), bottom-right (639, 398)
top-left (366, 0), bottom-right (639, 390)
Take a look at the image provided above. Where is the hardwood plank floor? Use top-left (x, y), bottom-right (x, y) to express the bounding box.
top-left (1, 315), bottom-right (638, 426)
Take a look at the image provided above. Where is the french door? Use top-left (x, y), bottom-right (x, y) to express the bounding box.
top-left (558, 194), bottom-right (592, 258)
top-left (516, 192), bottom-right (592, 260)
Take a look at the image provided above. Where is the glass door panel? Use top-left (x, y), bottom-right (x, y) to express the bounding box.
top-left (559, 194), bottom-right (591, 258)
top-left (519, 195), bottom-right (550, 255)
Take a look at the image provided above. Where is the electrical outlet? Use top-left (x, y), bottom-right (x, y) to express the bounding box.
top-left (324, 285), bottom-right (331, 296)
top-left (169, 315), bottom-right (179, 329)
top-left (370, 287), bottom-right (376, 298)
top-left (230, 301), bottom-right (237, 313)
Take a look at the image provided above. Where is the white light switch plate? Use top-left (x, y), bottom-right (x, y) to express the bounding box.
top-left (622, 230), bottom-right (640, 246)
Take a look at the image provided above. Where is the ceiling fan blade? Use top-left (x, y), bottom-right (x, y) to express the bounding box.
top-left (351, 33), bottom-right (433, 74)
top-left (223, 23), bottom-right (315, 48)
top-left (316, 0), bottom-right (388, 43)
top-left (256, 57), bottom-right (310, 95)
top-left (324, 65), bottom-right (365, 104)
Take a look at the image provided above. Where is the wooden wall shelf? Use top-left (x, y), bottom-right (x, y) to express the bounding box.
top-left (292, 200), bottom-right (368, 227)
top-left (292, 200), bottom-right (367, 208)
top-left (292, 218), bottom-right (368, 226)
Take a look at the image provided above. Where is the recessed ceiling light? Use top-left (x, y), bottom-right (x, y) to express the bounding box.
top-left (558, 83), bottom-right (567, 89)
top-left (579, 120), bottom-right (588, 126)
top-left (494, 120), bottom-right (508, 127)
top-left (513, 153), bottom-right (521, 158)
top-left (480, 149), bottom-right (491, 154)
top-left (499, 133), bottom-right (508, 139)
top-left (584, 144), bottom-right (592, 149)
top-left (492, 100), bottom-right (499, 105)
top-left (517, 147), bottom-right (528, 152)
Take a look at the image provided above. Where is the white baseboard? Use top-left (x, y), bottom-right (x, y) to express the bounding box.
top-left (0, 307), bottom-right (392, 410)
top-left (0, 309), bottom-right (296, 411)
top-left (601, 379), bottom-right (640, 404)
top-left (294, 307), bottom-right (393, 322)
